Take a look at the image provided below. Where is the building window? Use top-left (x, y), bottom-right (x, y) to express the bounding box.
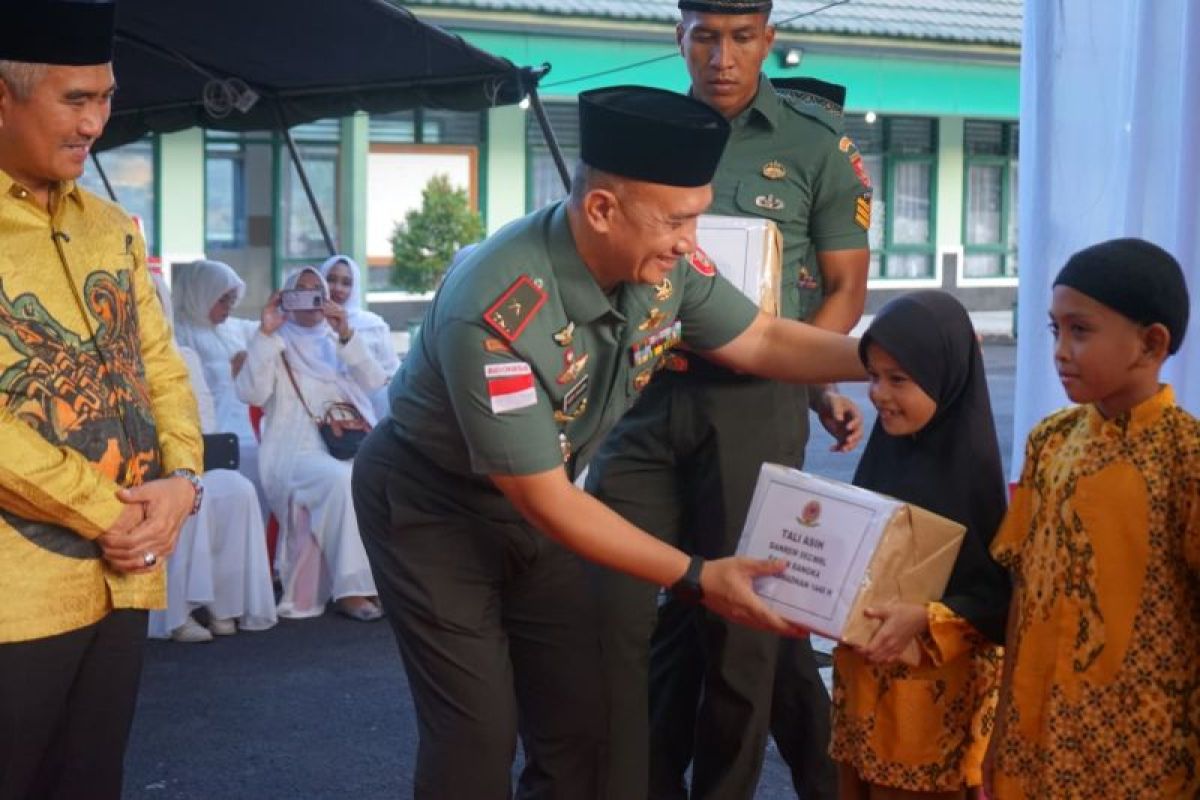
top-left (281, 141), bottom-right (340, 261)
top-left (526, 101), bottom-right (578, 211)
top-left (962, 120), bottom-right (1018, 278)
top-left (370, 109), bottom-right (482, 146)
top-left (81, 138), bottom-right (157, 250)
top-left (365, 109), bottom-right (483, 288)
top-left (205, 140), bottom-right (246, 250)
top-left (845, 115), bottom-right (938, 279)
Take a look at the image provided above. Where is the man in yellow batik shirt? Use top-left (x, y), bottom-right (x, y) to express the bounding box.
top-left (0, 3), bottom-right (203, 798)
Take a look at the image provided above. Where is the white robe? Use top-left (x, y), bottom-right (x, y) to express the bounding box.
top-left (234, 327), bottom-right (386, 617)
top-left (171, 260), bottom-right (266, 508)
top-left (148, 347), bottom-right (278, 637)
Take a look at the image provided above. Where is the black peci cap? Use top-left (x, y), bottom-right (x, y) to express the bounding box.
top-left (1054, 237), bottom-right (1190, 354)
top-left (678, 0), bottom-right (772, 15)
top-left (578, 85), bottom-right (731, 188)
top-left (0, 0), bottom-right (117, 66)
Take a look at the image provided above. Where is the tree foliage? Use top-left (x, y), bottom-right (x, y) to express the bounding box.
top-left (390, 174), bottom-right (484, 292)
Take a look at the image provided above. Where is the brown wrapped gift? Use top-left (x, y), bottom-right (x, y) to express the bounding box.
top-left (736, 464), bottom-right (965, 665)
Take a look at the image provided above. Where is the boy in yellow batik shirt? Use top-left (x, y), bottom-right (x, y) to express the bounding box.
top-left (987, 238), bottom-right (1200, 799)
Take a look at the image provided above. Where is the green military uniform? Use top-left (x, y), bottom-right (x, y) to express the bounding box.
top-left (586, 75), bottom-right (870, 799)
top-left (352, 198), bottom-right (759, 797)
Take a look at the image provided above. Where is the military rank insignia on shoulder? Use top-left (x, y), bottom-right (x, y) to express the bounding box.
top-left (484, 275), bottom-right (548, 343)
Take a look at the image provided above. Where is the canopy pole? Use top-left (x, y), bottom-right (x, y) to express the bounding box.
top-left (89, 151), bottom-right (118, 202)
top-left (277, 111), bottom-right (337, 257)
top-left (528, 88), bottom-right (571, 192)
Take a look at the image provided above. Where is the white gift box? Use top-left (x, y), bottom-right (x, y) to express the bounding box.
top-left (736, 464), bottom-right (965, 661)
top-left (697, 215), bottom-right (783, 315)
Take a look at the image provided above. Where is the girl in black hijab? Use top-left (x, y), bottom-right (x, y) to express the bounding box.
top-left (829, 290), bottom-right (1009, 799)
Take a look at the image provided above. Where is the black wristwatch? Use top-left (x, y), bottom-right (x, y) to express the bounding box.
top-left (670, 555), bottom-right (705, 605)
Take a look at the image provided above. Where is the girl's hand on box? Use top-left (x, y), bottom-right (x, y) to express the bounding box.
top-left (859, 602), bottom-right (929, 663)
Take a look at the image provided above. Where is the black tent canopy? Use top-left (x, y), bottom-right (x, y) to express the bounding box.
top-left (94, 0), bottom-right (566, 253)
top-left (98, 0), bottom-right (543, 151)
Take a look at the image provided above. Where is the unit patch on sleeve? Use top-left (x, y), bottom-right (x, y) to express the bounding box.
top-left (688, 248), bottom-right (717, 277)
top-left (485, 361), bottom-right (538, 414)
top-left (844, 137), bottom-right (872, 190)
top-left (484, 275), bottom-right (548, 343)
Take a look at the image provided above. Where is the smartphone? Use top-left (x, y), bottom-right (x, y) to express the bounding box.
top-left (280, 288), bottom-right (324, 312)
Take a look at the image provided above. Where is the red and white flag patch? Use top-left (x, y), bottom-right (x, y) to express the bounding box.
top-left (485, 362), bottom-right (537, 414)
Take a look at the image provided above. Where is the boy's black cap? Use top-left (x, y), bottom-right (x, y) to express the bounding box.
top-left (0, 0), bottom-right (117, 66)
top-left (1054, 237), bottom-right (1189, 354)
top-left (579, 86), bottom-right (730, 188)
top-left (678, 0), bottom-right (772, 14)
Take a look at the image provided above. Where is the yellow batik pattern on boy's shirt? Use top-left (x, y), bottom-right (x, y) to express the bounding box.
top-left (990, 385), bottom-right (1200, 799)
top-left (831, 602), bottom-right (1001, 792)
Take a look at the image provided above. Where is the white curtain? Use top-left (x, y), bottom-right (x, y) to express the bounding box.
top-left (1011, 0), bottom-right (1200, 476)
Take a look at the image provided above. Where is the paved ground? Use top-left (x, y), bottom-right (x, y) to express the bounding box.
top-left (122, 344), bottom-right (1017, 799)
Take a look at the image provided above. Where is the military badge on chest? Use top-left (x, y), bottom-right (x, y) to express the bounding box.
top-left (554, 374), bottom-right (589, 424)
top-left (761, 160), bottom-right (787, 180)
top-left (754, 194), bottom-right (785, 212)
top-left (556, 349), bottom-right (589, 385)
top-left (630, 319), bottom-right (682, 367)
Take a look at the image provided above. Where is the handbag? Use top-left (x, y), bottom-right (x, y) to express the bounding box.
top-left (280, 353), bottom-right (372, 460)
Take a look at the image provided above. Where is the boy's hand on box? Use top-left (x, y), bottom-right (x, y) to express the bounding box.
top-left (859, 602), bottom-right (929, 663)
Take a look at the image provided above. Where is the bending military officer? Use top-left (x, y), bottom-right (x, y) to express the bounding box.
top-left (585, 1), bottom-right (873, 797)
top-left (352, 85), bottom-right (866, 800)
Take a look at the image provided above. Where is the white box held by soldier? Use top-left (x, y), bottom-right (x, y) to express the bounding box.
top-left (696, 215), bottom-right (783, 315)
top-left (736, 464), bottom-right (965, 663)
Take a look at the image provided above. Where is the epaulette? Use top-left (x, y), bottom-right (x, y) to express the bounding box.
top-left (771, 76), bottom-right (847, 136)
top-left (484, 274), bottom-right (547, 343)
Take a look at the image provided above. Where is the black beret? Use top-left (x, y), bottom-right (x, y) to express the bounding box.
top-left (1054, 237), bottom-right (1190, 354)
top-left (579, 86), bottom-right (730, 188)
top-left (679, 0), bottom-right (772, 14)
top-left (0, 0), bottom-right (116, 66)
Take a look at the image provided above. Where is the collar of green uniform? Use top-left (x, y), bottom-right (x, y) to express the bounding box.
top-left (547, 202), bottom-right (621, 324)
top-left (733, 74), bottom-right (780, 131)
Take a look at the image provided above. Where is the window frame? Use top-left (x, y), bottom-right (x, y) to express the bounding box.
top-left (852, 115), bottom-right (939, 282)
top-left (203, 137), bottom-right (248, 252)
top-left (960, 120), bottom-right (1018, 281)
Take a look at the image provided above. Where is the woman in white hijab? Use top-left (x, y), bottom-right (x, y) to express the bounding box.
top-left (148, 272), bottom-right (278, 642)
top-left (235, 267), bottom-right (387, 621)
top-left (318, 255), bottom-right (399, 419)
top-left (171, 260), bottom-right (265, 504)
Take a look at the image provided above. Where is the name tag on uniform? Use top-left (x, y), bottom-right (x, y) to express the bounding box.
top-left (485, 362), bottom-right (537, 414)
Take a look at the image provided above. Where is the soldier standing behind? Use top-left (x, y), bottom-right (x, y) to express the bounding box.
top-left (585, 1), bottom-right (872, 798)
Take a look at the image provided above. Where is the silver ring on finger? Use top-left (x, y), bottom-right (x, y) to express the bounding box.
top-left (142, 551), bottom-right (157, 567)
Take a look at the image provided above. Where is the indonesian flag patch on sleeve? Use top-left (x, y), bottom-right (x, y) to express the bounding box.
top-left (485, 362), bottom-right (538, 414)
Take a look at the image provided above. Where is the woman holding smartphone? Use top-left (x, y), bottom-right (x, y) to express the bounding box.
top-left (236, 267), bottom-right (388, 621)
top-left (319, 255), bottom-right (400, 420)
